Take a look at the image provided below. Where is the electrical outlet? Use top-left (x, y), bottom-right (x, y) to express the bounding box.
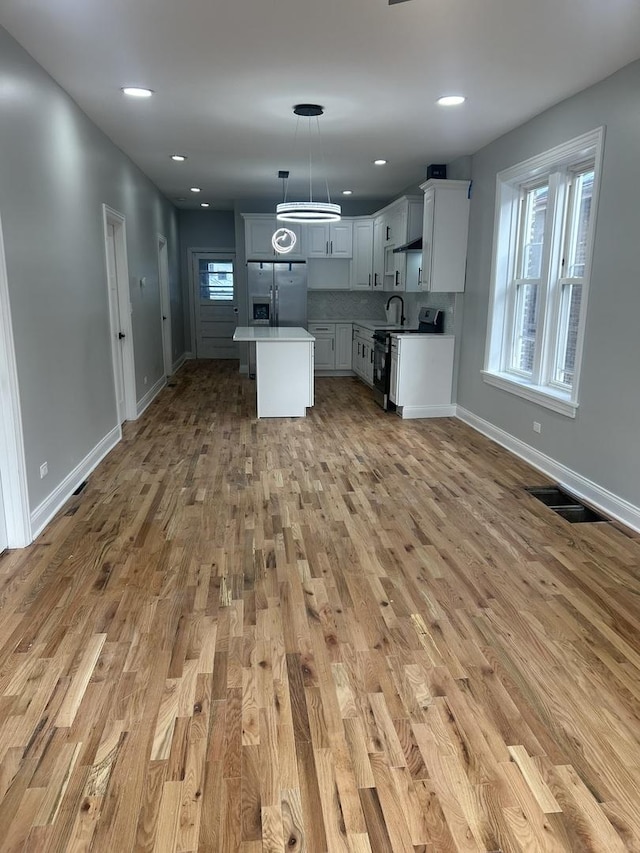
top-left (40, 461), bottom-right (48, 478)
top-left (533, 421), bottom-right (541, 434)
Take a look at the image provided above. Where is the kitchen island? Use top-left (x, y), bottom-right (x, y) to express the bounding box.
top-left (233, 327), bottom-right (315, 417)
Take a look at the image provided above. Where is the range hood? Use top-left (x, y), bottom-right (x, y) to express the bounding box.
top-left (393, 237), bottom-right (422, 253)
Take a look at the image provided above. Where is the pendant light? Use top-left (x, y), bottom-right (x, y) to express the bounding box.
top-left (276, 105), bottom-right (341, 223)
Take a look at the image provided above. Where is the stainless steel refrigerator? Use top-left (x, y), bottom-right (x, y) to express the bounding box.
top-left (247, 261), bottom-right (307, 377)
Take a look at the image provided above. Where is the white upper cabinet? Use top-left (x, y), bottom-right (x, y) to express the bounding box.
top-left (244, 214), bottom-right (306, 260)
top-left (350, 219), bottom-right (374, 290)
top-left (306, 221), bottom-right (353, 258)
top-left (380, 196), bottom-right (422, 292)
top-left (418, 180), bottom-right (470, 292)
top-left (372, 215), bottom-right (385, 289)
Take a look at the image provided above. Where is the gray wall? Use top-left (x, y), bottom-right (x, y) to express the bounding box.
top-left (0, 26), bottom-right (182, 511)
top-left (458, 58), bottom-right (640, 507)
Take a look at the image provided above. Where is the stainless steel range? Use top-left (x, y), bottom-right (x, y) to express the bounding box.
top-left (372, 307), bottom-right (444, 410)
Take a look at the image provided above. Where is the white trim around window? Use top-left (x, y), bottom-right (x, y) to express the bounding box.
top-left (483, 127), bottom-right (605, 417)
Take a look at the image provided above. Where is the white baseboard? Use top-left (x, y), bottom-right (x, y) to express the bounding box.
top-left (171, 352), bottom-right (188, 374)
top-left (315, 370), bottom-right (354, 377)
top-left (399, 404), bottom-right (457, 419)
top-left (30, 424), bottom-right (121, 540)
top-left (457, 406), bottom-right (640, 534)
top-left (184, 351), bottom-right (195, 360)
top-left (136, 375), bottom-right (167, 418)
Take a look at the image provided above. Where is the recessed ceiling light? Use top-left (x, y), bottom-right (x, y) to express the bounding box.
top-left (190, 187), bottom-right (201, 193)
top-left (121, 87), bottom-right (153, 98)
top-left (437, 95), bottom-right (466, 106)
top-left (200, 202), bottom-right (210, 208)
top-left (373, 159), bottom-right (387, 166)
top-left (342, 190), bottom-right (353, 195)
top-left (170, 154), bottom-right (187, 162)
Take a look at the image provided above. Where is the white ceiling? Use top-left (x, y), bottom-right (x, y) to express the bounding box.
top-left (2, 0), bottom-right (640, 210)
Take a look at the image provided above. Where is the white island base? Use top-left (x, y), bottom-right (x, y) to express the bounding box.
top-left (233, 327), bottom-right (315, 418)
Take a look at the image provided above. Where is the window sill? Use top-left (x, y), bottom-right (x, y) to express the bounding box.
top-left (481, 371), bottom-right (578, 418)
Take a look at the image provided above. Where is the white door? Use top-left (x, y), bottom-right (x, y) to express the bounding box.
top-left (0, 472), bottom-right (7, 554)
top-left (193, 253), bottom-right (238, 359)
top-left (329, 222), bottom-right (353, 257)
top-left (307, 224), bottom-right (329, 257)
top-left (313, 335), bottom-right (335, 370)
top-left (105, 223), bottom-right (126, 421)
top-left (158, 236), bottom-right (172, 376)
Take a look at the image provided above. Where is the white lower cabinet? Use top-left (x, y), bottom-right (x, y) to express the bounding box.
top-left (314, 333), bottom-right (335, 370)
top-left (352, 324), bottom-right (374, 385)
top-left (389, 347), bottom-right (398, 403)
top-left (308, 322), bottom-right (352, 372)
top-left (335, 324), bottom-right (352, 369)
top-left (391, 335), bottom-right (456, 418)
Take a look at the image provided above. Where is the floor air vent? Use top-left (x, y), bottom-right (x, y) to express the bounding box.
top-left (525, 486), bottom-right (607, 524)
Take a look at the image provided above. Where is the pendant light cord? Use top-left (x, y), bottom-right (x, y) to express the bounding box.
top-left (308, 116), bottom-right (313, 203)
top-left (315, 115), bottom-right (333, 205)
top-left (276, 105), bottom-right (340, 221)
top-left (285, 111), bottom-right (333, 205)
top-left (282, 116), bottom-right (302, 205)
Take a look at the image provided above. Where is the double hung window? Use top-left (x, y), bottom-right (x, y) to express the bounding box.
top-left (483, 128), bottom-right (603, 416)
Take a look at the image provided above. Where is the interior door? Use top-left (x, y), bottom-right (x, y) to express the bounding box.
top-left (158, 236), bottom-right (172, 376)
top-left (0, 472), bottom-right (8, 554)
top-left (194, 253), bottom-right (238, 358)
top-left (105, 223), bottom-right (126, 422)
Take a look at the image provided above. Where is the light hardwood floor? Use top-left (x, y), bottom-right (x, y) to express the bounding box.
top-left (1, 360), bottom-right (640, 852)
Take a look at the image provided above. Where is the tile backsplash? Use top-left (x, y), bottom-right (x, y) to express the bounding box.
top-left (308, 290), bottom-right (456, 334)
top-left (308, 291), bottom-right (389, 320)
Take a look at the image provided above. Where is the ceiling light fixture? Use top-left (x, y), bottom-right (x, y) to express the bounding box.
top-left (437, 95), bottom-right (466, 106)
top-left (121, 87), bottom-right (153, 98)
top-left (200, 202), bottom-right (210, 208)
top-left (373, 159), bottom-right (387, 166)
top-left (190, 187), bottom-right (201, 193)
top-left (170, 154), bottom-right (187, 162)
top-left (276, 104), bottom-right (341, 224)
top-left (342, 190), bottom-right (353, 196)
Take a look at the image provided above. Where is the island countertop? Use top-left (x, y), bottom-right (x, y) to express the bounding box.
top-left (233, 326), bottom-right (315, 343)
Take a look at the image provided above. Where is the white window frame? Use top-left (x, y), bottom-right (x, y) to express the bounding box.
top-left (483, 127), bottom-right (604, 417)
top-left (200, 259), bottom-right (235, 302)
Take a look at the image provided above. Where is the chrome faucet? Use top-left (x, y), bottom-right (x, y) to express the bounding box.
top-left (386, 294), bottom-right (405, 326)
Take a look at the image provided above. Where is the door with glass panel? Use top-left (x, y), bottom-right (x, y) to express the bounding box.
top-left (193, 253), bottom-right (238, 359)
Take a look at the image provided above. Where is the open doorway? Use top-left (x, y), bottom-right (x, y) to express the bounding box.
top-left (158, 235), bottom-right (172, 376)
top-left (0, 212), bottom-right (31, 548)
top-left (103, 206), bottom-right (137, 423)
